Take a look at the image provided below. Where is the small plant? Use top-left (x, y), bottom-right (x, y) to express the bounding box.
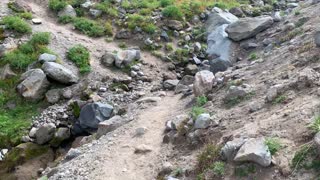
top-left (249, 52), bottom-right (258, 61)
top-left (160, 0), bottom-right (174, 7)
top-left (190, 106), bottom-right (206, 120)
top-left (142, 23), bottom-right (157, 34)
top-left (49, 0), bottom-right (67, 12)
top-left (272, 95), bottom-right (287, 104)
top-left (294, 10), bottom-right (301, 16)
top-left (162, 5), bottom-right (183, 20)
top-left (165, 43), bottom-right (173, 51)
top-left (118, 42), bottom-right (127, 49)
top-left (2, 16), bottom-right (31, 35)
top-left (104, 21), bottom-right (113, 36)
top-left (211, 161), bottom-right (225, 176)
top-left (18, 12), bottom-right (32, 20)
top-left (224, 92), bottom-right (255, 108)
top-left (291, 143), bottom-right (315, 170)
top-left (73, 18), bottom-right (105, 37)
top-left (265, 137), bottom-right (282, 155)
top-left (197, 144), bottom-right (221, 173)
top-left (234, 164), bottom-right (256, 177)
top-left (309, 116), bottom-right (320, 133)
top-left (58, 15), bottom-right (74, 24)
top-left (67, 44), bottom-right (91, 74)
top-left (196, 95), bottom-right (208, 107)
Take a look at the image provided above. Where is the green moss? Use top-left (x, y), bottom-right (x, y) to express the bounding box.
top-left (67, 44), bottom-right (91, 74)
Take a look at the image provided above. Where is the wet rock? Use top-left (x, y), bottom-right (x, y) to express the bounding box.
top-left (101, 51), bottom-right (115, 67)
top-left (35, 123), bottom-right (56, 145)
top-left (38, 53), bottom-right (57, 64)
top-left (42, 62), bottom-right (79, 84)
top-left (58, 5), bottom-right (76, 17)
top-left (0, 64), bottom-right (16, 80)
top-left (45, 89), bottom-right (61, 104)
top-left (193, 70), bottom-right (215, 96)
top-left (96, 116), bottom-right (127, 138)
top-left (221, 138), bottom-right (246, 161)
top-left (226, 16), bottom-right (274, 41)
top-left (17, 69), bottom-right (50, 101)
top-left (234, 138), bottom-right (272, 167)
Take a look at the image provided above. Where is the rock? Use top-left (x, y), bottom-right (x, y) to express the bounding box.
top-left (221, 138), bottom-right (247, 161)
top-left (9, 0), bottom-right (32, 12)
top-left (144, 38), bottom-right (153, 46)
top-left (265, 85), bottom-right (283, 102)
top-left (315, 31), bottom-right (320, 47)
top-left (168, 114), bottom-right (189, 131)
top-left (35, 123), bottom-right (56, 145)
top-left (207, 24), bottom-right (234, 74)
top-left (224, 85), bottom-right (252, 101)
top-left (78, 102), bottom-right (114, 133)
top-left (38, 53), bottom-right (57, 64)
top-left (136, 97), bottom-right (161, 103)
top-left (249, 101), bottom-right (263, 113)
top-left (167, 20), bottom-right (183, 31)
top-left (134, 144), bottom-right (153, 154)
top-left (89, 9), bottom-right (102, 18)
top-left (81, 1), bottom-right (94, 8)
top-left (194, 113), bottom-right (212, 129)
top-left (251, 0), bottom-right (264, 6)
top-left (287, 3), bottom-right (298, 8)
top-left (42, 62), bottom-right (79, 84)
top-left (234, 138), bottom-right (272, 167)
top-left (0, 64), bottom-right (16, 80)
top-left (29, 127), bottom-right (37, 138)
top-left (45, 89), bottom-right (61, 104)
top-left (185, 64), bottom-right (198, 75)
top-left (50, 128), bottom-right (70, 147)
top-left (115, 29), bottom-right (132, 39)
top-left (115, 50), bottom-right (140, 68)
top-left (313, 0), bottom-right (320, 4)
top-left (273, 11), bottom-right (282, 22)
top-left (296, 67), bottom-right (320, 89)
top-left (62, 89), bottom-right (73, 99)
top-left (161, 31), bottom-right (170, 42)
top-left (96, 116), bottom-right (127, 138)
top-left (101, 52), bottom-right (115, 67)
top-left (32, 18), bottom-right (42, 24)
top-left (179, 75), bottom-right (195, 85)
top-left (58, 5), bottom-right (76, 17)
top-left (314, 132), bottom-right (320, 154)
top-left (65, 148), bottom-right (82, 160)
top-left (194, 42), bottom-right (201, 52)
top-left (240, 42), bottom-right (258, 50)
top-left (226, 16), bottom-right (274, 41)
top-left (193, 70), bottom-right (215, 97)
top-left (206, 7), bottom-right (238, 33)
top-left (17, 69), bottom-right (50, 101)
top-left (163, 79), bottom-right (179, 90)
top-left (229, 7), bottom-right (244, 17)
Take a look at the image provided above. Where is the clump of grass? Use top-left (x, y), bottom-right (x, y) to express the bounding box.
top-left (309, 116), bottom-right (320, 133)
top-left (58, 15), bottom-right (74, 24)
top-left (196, 144), bottom-right (221, 179)
top-left (211, 161), bottom-right (225, 176)
top-left (105, 21), bottom-right (113, 36)
top-left (160, 0), bottom-right (174, 7)
top-left (248, 52), bottom-right (258, 61)
top-left (165, 43), bottom-right (174, 51)
top-left (18, 12), bottom-right (32, 20)
top-left (67, 44), bottom-right (91, 74)
top-left (73, 17), bottom-right (105, 37)
top-left (127, 14), bottom-right (157, 34)
top-left (294, 10), bottom-right (300, 16)
top-left (224, 92), bottom-right (255, 108)
top-left (196, 95), bottom-right (208, 107)
top-left (118, 42), bottom-right (127, 49)
top-left (162, 5), bottom-right (183, 20)
top-left (234, 164), bottom-right (256, 177)
top-left (190, 106), bottom-right (207, 120)
top-left (265, 137), bottom-right (282, 155)
top-left (49, 0), bottom-right (67, 12)
top-left (95, 1), bottom-right (118, 17)
top-left (2, 16), bottom-right (31, 35)
top-left (272, 95), bottom-right (287, 104)
top-left (291, 143), bottom-right (316, 170)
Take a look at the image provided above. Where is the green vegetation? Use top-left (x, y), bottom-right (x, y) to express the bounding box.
top-left (165, 43), bottom-right (174, 51)
top-left (272, 95), bottom-right (287, 104)
top-left (49, 0), bottom-right (67, 12)
top-left (67, 44), bottom-right (91, 74)
top-left (224, 92), bottom-right (255, 108)
top-left (1, 16), bottom-right (31, 35)
top-left (265, 137), bottom-right (282, 155)
top-left (3, 32), bottom-right (51, 70)
top-left (212, 161), bottom-right (226, 176)
top-left (196, 144), bottom-right (221, 180)
top-left (58, 15), bottom-right (74, 24)
top-left (127, 14), bottom-right (157, 34)
top-left (191, 106), bottom-right (207, 120)
top-left (162, 5), bottom-right (183, 20)
top-left (294, 10), bottom-right (301, 16)
top-left (160, 0), bottom-right (174, 7)
top-left (234, 164), bottom-right (256, 177)
top-left (291, 143), bottom-right (317, 170)
top-left (196, 95), bottom-right (208, 107)
top-left (309, 116), bottom-right (320, 133)
top-left (118, 42), bottom-right (127, 49)
top-left (95, 1), bottom-right (118, 17)
top-left (105, 21), bottom-right (113, 36)
top-left (73, 18), bottom-right (105, 37)
top-left (18, 12), bottom-right (33, 20)
top-left (249, 52), bottom-right (258, 61)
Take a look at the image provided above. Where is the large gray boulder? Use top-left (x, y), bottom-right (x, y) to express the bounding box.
top-left (42, 62), bottom-right (79, 84)
top-left (193, 70), bottom-right (215, 97)
top-left (226, 16), bottom-right (274, 41)
top-left (78, 102), bottom-right (114, 133)
top-left (96, 116), bottom-right (127, 138)
top-left (38, 53), bottom-right (57, 64)
top-left (58, 5), bottom-right (76, 17)
top-left (17, 69), bottom-right (50, 101)
top-left (115, 49), bottom-right (141, 68)
top-left (35, 123), bottom-right (56, 145)
top-left (206, 7), bottom-right (238, 33)
top-left (194, 113), bottom-right (212, 129)
top-left (221, 138), bottom-right (247, 161)
top-left (234, 138), bottom-right (272, 167)
top-left (101, 52), bottom-right (116, 67)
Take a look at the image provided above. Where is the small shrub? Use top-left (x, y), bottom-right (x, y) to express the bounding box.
top-left (165, 43), bottom-right (173, 51)
top-left (272, 95), bottom-right (287, 104)
top-left (30, 32), bottom-right (51, 46)
top-left (160, 0), bottom-right (174, 7)
top-left (265, 137), bottom-right (282, 155)
top-left (309, 116), bottom-right (320, 133)
top-left (49, 0), bottom-right (67, 12)
top-left (249, 52), bottom-right (258, 61)
top-left (142, 23), bottom-right (157, 34)
top-left (234, 164), bottom-right (256, 177)
top-left (294, 11), bottom-right (301, 16)
top-left (197, 144), bottom-right (221, 173)
top-left (121, 0), bottom-right (131, 9)
top-left (73, 18), bottom-right (105, 37)
top-left (162, 5), bottom-right (183, 20)
top-left (58, 15), bottom-right (74, 24)
top-left (104, 21), bottom-right (113, 36)
top-left (291, 143), bottom-right (315, 170)
top-left (196, 95), bottom-right (208, 107)
top-left (118, 42), bottom-right (127, 49)
top-left (67, 44), bottom-right (91, 74)
top-left (18, 12), bottom-right (32, 20)
top-left (211, 161), bottom-right (225, 176)
top-left (191, 106), bottom-right (206, 120)
top-left (2, 16), bottom-right (31, 34)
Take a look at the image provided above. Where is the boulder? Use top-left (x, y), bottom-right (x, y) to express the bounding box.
top-left (224, 85), bottom-right (252, 101)
top-left (115, 50), bottom-right (140, 68)
top-left (206, 7), bottom-right (238, 33)
top-left (221, 138), bottom-right (247, 161)
top-left (185, 64), bottom-right (198, 75)
top-left (115, 29), bottom-right (132, 39)
top-left (89, 9), bottom-right (102, 18)
top-left (45, 89), bottom-right (61, 104)
top-left (193, 70), bottom-right (215, 97)
top-left (163, 80), bottom-right (179, 90)
top-left (32, 18), bottom-right (42, 24)
top-left (58, 5), bottom-right (76, 17)
top-left (35, 123), bottom-right (56, 145)
top-left (166, 114), bottom-right (189, 131)
top-left (229, 7), bottom-right (244, 17)
top-left (226, 16), bottom-right (274, 41)
top-left (96, 116), bottom-right (127, 138)
top-left (38, 53), bottom-right (57, 64)
top-left (167, 20), bottom-right (184, 31)
top-left (0, 64), bottom-right (16, 80)
top-left (50, 128), bottom-right (70, 147)
top-left (194, 113), bottom-right (212, 129)
top-left (78, 102), bottom-right (114, 133)
top-left (101, 52), bottom-right (115, 67)
top-left (42, 62), bottom-right (79, 84)
top-left (17, 69), bottom-right (50, 101)
top-left (234, 138), bottom-right (272, 167)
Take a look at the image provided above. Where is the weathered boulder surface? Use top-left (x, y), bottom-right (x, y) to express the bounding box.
top-left (38, 53), bottom-right (57, 64)
top-left (42, 62), bottom-right (79, 84)
top-left (115, 49), bottom-right (141, 68)
top-left (96, 116), bottom-right (127, 138)
top-left (193, 70), bottom-right (215, 97)
top-left (226, 16), bottom-right (274, 41)
top-left (206, 7), bottom-right (238, 33)
top-left (35, 123), bottom-right (56, 145)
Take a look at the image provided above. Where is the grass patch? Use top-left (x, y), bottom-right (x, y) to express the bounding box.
top-left (49, 0), bottom-right (67, 12)
top-left (309, 116), bottom-right (320, 133)
top-left (234, 164), bottom-right (256, 177)
top-left (211, 161), bottom-right (225, 176)
top-left (73, 17), bottom-right (105, 37)
top-left (249, 52), bottom-right (258, 61)
top-left (196, 144), bottom-right (221, 179)
top-left (67, 44), bottom-right (90, 74)
top-left (291, 143), bottom-right (316, 170)
top-left (18, 12), bottom-right (33, 20)
top-left (58, 15), bottom-right (74, 24)
top-left (196, 95), bottom-right (208, 107)
top-left (1, 16), bottom-right (31, 35)
top-left (127, 14), bottom-right (157, 34)
top-left (224, 92), bottom-right (255, 108)
top-left (265, 137), bottom-right (282, 155)
top-left (162, 5), bottom-right (183, 20)
top-left (190, 106), bottom-right (207, 120)
top-left (272, 95), bottom-right (287, 104)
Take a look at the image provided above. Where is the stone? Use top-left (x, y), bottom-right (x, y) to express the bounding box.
top-left (273, 11), bottom-right (282, 22)
top-left (45, 89), bottom-right (61, 104)
top-left (101, 52), bottom-right (115, 67)
top-left (96, 116), bottom-right (127, 138)
top-left (287, 3), bottom-right (299, 8)
top-left (224, 85), bottom-right (252, 101)
top-left (35, 123), bottom-right (56, 145)
top-left (134, 144), bottom-right (152, 154)
top-left (62, 89), bottom-right (73, 99)
top-left (32, 18), bottom-right (42, 24)
top-left (234, 138), bottom-right (272, 167)
top-left (193, 70), bottom-right (215, 96)
top-left (194, 113), bottom-right (212, 129)
top-left (42, 62), bottom-right (79, 84)
top-left (115, 29), bottom-right (132, 39)
top-left (160, 31), bottom-right (170, 42)
top-left (313, 0), bottom-right (320, 4)
top-left (9, 0), bottom-right (32, 12)
top-left (179, 75), bottom-right (195, 85)
top-left (65, 148), bottom-right (82, 160)
top-left (51, 128), bottom-right (71, 147)
top-left (229, 7), bottom-right (244, 17)
top-left (206, 7), bottom-right (238, 33)
top-left (163, 80), bottom-right (179, 90)
top-left (194, 42), bottom-right (201, 52)
top-left (58, 5), bottom-right (76, 17)
top-left (81, 1), bottom-right (94, 8)
top-left (115, 50), bottom-right (140, 68)
top-left (168, 114), bottom-right (189, 131)
top-left (38, 53), bottom-right (57, 63)
top-left (226, 16), bottom-right (274, 41)
top-left (89, 9), bottom-right (102, 18)
top-left (315, 31), bottom-right (320, 47)
top-left (185, 64), bottom-right (198, 75)
top-left (29, 127), bottom-right (37, 138)
top-left (78, 102), bottom-right (114, 133)
top-left (17, 69), bottom-right (50, 101)
top-left (0, 64), bottom-right (16, 80)
top-left (314, 132), bottom-right (320, 154)
top-left (221, 138), bottom-right (246, 161)
top-left (167, 20), bottom-right (184, 31)
top-left (136, 97), bottom-right (161, 103)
